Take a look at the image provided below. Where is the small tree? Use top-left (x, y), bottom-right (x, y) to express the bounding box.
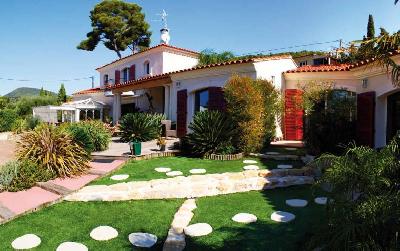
top-left (57, 84), bottom-right (67, 104)
top-left (198, 49), bottom-right (236, 66)
top-left (367, 14), bottom-right (375, 39)
top-left (77, 0), bottom-right (151, 58)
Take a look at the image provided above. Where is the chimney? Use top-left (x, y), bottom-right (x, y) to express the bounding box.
top-left (160, 28), bottom-right (170, 45)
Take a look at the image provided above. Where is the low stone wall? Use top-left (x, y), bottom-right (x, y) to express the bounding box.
top-left (64, 169), bottom-right (314, 202)
top-left (131, 151), bottom-right (179, 161)
top-left (204, 153), bottom-right (244, 161)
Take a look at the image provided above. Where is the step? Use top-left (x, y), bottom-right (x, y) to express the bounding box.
top-left (0, 201), bottom-right (16, 220)
top-left (36, 182), bottom-right (73, 196)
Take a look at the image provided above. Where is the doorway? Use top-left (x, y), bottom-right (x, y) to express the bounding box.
top-left (387, 92), bottom-right (400, 142)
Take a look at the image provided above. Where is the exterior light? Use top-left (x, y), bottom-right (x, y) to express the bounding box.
top-left (362, 79), bottom-right (368, 89)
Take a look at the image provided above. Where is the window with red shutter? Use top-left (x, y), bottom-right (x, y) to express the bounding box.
top-left (114, 70), bottom-right (120, 85)
top-left (356, 91), bottom-right (375, 147)
top-left (129, 65), bottom-right (136, 81)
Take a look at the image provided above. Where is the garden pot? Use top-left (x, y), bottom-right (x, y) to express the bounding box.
top-left (160, 145), bottom-right (166, 151)
top-left (129, 141), bottom-right (142, 156)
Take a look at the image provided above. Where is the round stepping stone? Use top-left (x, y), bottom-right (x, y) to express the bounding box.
top-left (271, 211), bottom-right (296, 223)
top-left (166, 171), bottom-right (183, 177)
top-left (286, 199), bottom-right (308, 207)
top-left (110, 174), bottom-right (129, 181)
top-left (11, 234), bottom-right (41, 250)
top-left (155, 167), bottom-right (171, 173)
top-left (90, 226), bottom-right (118, 241)
top-left (314, 197), bottom-right (328, 205)
top-left (184, 223), bottom-right (213, 237)
top-left (243, 165), bottom-right (259, 170)
top-left (189, 169), bottom-right (206, 174)
top-left (277, 164), bottom-right (293, 169)
top-left (232, 213), bottom-right (257, 224)
top-left (128, 233), bottom-right (157, 248)
top-left (266, 151), bottom-right (280, 155)
top-left (56, 242), bottom-right (88, 251)
top-left (243, 160), bottom-right (257, 164)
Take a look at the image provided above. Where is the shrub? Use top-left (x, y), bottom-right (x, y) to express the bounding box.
top-left (14, 96), bottom-right (58, 117)
top-left (0, 161), bottom-right (18, 190)
top-left (1, 160), bottom-right (55, 192)
top-left (17, 124), bottom-right (90, 177)
top-left (12, 118), bottom-right (27, 134)
top-left (119, 112), bottom-right (165, 142)
top-left (0, 108), bottom-right (18, 132)
top-left (308, 136), bottom-right (400, 250)
top-left (63, 120), bottom-right (111, 153)
top-left (187, 111), bottom-right (237, 155)
top-left (224, 75), bottom-right (267, 153)
top-left (25, 115), bottom-right (42, 130)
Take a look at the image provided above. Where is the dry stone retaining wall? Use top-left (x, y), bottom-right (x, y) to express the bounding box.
top-left (64, 169), bottom-right (314, 202)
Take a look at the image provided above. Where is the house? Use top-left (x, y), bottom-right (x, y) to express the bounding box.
top-left (73, 28), bottom-right (298, 137)
top-left (293, 53), bottom-right (337, 67)
top-left (283, 51), bottom-right (400, 149)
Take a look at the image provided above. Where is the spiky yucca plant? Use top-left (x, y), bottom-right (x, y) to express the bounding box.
top-left (119, 112), bottom-right (165, 142)
top-left (187, 110), bottom-right (237, 155)
top-left (17, 124), bottom-right (90, 177)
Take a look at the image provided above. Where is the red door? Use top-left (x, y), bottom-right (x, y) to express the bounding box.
top-left (357, 91), bottom-right (375, 147)
top-left (177, 89), bottom-right (188, 137)
top-left (284, 89), bottom-right (303, 140)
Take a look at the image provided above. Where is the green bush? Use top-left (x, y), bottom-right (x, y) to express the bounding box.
top-left (308, 137), bottom-right (400, 250)
top-left (12, 118), bottom-right (27, 134)
top-left (1, 160), bottom-right (55, 192)
top-left (17, 124), bottom-right (90, 177)
top-left (25, 115), bottom-right (42, 130)
top-left (14, 96), bottom-right (58, 117)
top-left (0, 109), bottom-right (18, 132)
top-left (119, 113), bottom-right (165, 142)
top-left (224, 75), bottom-right (280, 153)
top-left (0, 161), bottom-right (18, 190)
top-left (63, 120), bottom-right (111, 153)
top-left (187, 111), bottom-right (237, 155)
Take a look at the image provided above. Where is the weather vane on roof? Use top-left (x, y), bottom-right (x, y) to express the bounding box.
top-left (157, 9), bottom-right (168, 29)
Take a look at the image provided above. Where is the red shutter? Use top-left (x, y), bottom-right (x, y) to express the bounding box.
top-left (356, 91), bottom-right (375, 147)
top-left (115, 70), bottom-right (120, 85)
top-left (129, 65), bottom-right (136, 81)
top-left (208, 87), bottom-right (226, 112)
top-left (284, 89), bottom-right (303, 140)
top-left (177, 89), bottom-right (188, 137)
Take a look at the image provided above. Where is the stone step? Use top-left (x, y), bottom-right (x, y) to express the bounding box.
top-left (36, 182), bottom-right (73, 196)
top-left (88, 169), bottom-right (107, 176)
top-left (250, 153), bottom-right (301, 161)
top-left (0, 202), bottom-right (16, 220)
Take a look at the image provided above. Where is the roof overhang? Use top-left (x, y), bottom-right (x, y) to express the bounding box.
top-left (111, 75), bottom-right (172, 93)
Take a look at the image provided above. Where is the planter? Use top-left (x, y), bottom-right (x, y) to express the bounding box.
top-left (159, 145), bottom-right (166, 151)
top-left (129, 141), bottom-right (142, 156)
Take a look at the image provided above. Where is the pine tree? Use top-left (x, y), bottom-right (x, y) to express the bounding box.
top-left (367, 14), bottom-right (375, 39)
top-left (39, 87), bottom-right (46, 96)
top-left (57, 84), bottom-right (67, 104)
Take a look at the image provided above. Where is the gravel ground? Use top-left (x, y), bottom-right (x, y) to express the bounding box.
top-left (0, 140), bottom-right (16, 167)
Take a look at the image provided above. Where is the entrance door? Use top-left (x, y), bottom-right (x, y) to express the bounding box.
top-left (356, 92), bottom-right (375, 147)
top-left (387, 92), bottom-right (400, 142)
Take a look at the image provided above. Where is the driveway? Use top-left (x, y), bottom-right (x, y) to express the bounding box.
top-left (0, 140), bottom-right (16, 167)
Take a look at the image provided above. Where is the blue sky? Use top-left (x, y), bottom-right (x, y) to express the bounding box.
top-left (0, 0), bottom-right (399, 95)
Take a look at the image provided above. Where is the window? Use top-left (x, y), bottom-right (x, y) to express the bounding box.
top-left (103, 74), bottom-right (109, 84)
top-left (195, 89), bottom-right (209, 112)
top-left (144, 61), bottom-right (150, 75)
top-left (313, 58), bottom-right (328, 66)
top-left (122, 68), bottom-right (129, 82)
top-left (299, 61), bottom-right (308, 67)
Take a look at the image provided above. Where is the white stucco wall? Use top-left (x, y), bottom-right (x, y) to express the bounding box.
top-left (162, 51), bottom-right (198, 73)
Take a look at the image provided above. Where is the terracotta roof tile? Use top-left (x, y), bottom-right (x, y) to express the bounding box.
top-left (286, 64), bottom-right (351, 73)
top-left (96, 43), bottom-right (199, 70)
top-left (73, 87), bottom-right (104, 95)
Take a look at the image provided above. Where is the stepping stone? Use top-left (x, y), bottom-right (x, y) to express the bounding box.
top-left (128, 233), bottom-right (157, 248)
top-left (11, 234), bottom-right (41, 250)
top-left (90, 226), bottom-right (118, 241)
top-left (232, 213), bottom-right (257, 224)
top-left (277, 164), bottom-right (293, 169)
top-left (189, 169), bottom-right (206, 174)
top-left (56, 242), bottom-right (88, 251)
top-left (286, 199), bottom-right (308, 207)
top-left (110, 174), bottom-right (129, 181)
top-left (155, 167), bottom-right (171, 173)
top-left (166, 171), bottom-right (183, 177)
top-left (271, 211), bottom-right (296, 223)
top-left (314, 197), bottom-right (328, 205)
top-left (266, 152), bottom-right (280, 155)
top-left (243, 165), bottom-right (259, 170)
top-left (243, 160), bottom-right (257, 164)
top-left (184, 223), bottom-right (213, 237)
top-left (285, 148), bottom-right (297, 151)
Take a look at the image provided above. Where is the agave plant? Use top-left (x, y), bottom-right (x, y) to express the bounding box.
top-left (119, 112), bottom-right (165, 142)
top-left (187, 110), bottom-right (237, 155)
top-left (17, 124), bottom-right (90, 177)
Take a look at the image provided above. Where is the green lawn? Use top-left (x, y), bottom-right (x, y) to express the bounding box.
top-left (0, 199), bottom-right (183, 251)
top-left (91, 157), bottom-right (305, 185)
top-left (186, 186), bottom-right (326, 251)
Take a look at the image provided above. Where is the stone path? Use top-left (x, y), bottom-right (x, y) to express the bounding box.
top-left (65, 168), bottom-right (314, 202)
top-left (0, 159), bottom-right (124, 224)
